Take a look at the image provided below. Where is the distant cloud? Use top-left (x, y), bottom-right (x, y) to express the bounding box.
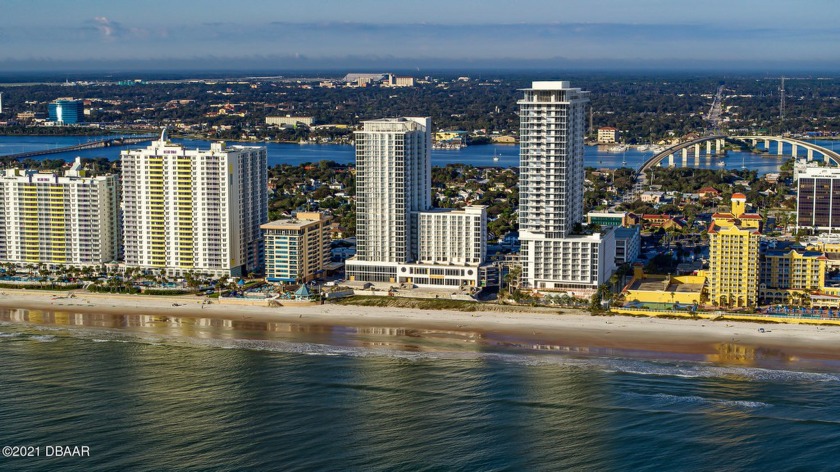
top-left (93, 16), bottom-right (121, 40)
top-left (1, 18), bottom-right (839, 67)
top-left (90, 16), bottom-right (165, 42)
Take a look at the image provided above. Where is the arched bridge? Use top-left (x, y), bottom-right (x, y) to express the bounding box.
top-left (638, 134), bottom-right (840, 175)
top-left (0, 134), bottom-right (156, 160)
top-left (731, 136), bottom-right (840, 166)
top-left (638, 135), bottom-right (727, 174)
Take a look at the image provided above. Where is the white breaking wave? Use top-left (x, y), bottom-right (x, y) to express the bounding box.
top-left (623, 392), bottom-right (771, 409)
top-left (7, 323), bottom-right (840, 385)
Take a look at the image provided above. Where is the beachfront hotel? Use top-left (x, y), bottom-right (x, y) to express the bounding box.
top-left (0, 157), bottom-right (120, 266)
top-left (759, 240), bottom-right (826, 305)
top-left (707, 194), bottom-right (762, 307)
top-left (518, 81), bottom-right (616, 295)
top-left (262, 212), bottom-right (332, 284)
top-left (120, 130), bottom-right (267, 277)
top-left (345, 117), bottom-right (492, 289)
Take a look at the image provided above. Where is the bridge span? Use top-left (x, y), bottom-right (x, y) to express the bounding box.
top-left (630, 134), bottom-right (840, 197)
top-left (638, 135), bottom-right (727, 175)
top-left (0, 134), bottom-right (156, 161)
top-left (637, 134), bottom-right (840, 176)
top-left (730, 136), bottom-right (840, 166)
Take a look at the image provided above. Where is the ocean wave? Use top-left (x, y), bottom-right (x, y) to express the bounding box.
top-left (0, 332), bottom-right (22, 338)
top-left (9, 324), bottom-right (840, 385)
top-left (624, 392), bottom-right (770, 409)
top-left (600, 359), bottom-right (840, 384)
top-left (30, 335), bottom-right (57, 342)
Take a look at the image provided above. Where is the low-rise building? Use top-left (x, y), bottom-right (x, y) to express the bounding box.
top-left (265, 116), bottom-right (314, 127)
top-left (697, 186), bottom-right (721, 199)
top-left (587, 211), bottom-right (634, 227)
top-left (640, 191), bottom-right (665, 203)
top-left (262, 212), bottom-right (331, 284)
top-left (623, 265), bottom-right (706, 307)
top-left (597, 127), bottom-right (618, 144)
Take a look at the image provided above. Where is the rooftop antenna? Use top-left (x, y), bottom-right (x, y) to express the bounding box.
top-left (780, 76), bottom-right (786, 122)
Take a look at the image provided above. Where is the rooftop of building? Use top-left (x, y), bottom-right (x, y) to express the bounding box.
top-left (614, 226), bottom-right (640, 237)
top-left (629, 277), bottom-right (704, 294)
top-left (417, 205), bottom-right (487, 215)
top-left (763, 242), bottom-right (826, 258)
top-left (1, 157), bottom-right (112, 181)
top-left (261, 213), bottom-right (329, 230)
top-left (587, 211), bottom-right (626, 217)
top-left (360, 117), bottom-right (429, 129)
top-left (707, 224), bottom-right (760, 235)
top-left (798, 166), bottom-right (840, 177)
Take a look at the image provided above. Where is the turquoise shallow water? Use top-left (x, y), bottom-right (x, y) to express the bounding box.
top-left (2, 310), bottom-right (840, 471)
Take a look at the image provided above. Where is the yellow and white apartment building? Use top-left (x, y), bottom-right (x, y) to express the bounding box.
top-left (120, 134), bottom-right (267, 277)
top-left (0, 157), bottom-right (120, 267)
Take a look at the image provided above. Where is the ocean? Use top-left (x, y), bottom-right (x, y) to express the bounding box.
top-left (2, 310), bottom-right (840, 471)
top-left (0, 135), bottom-right (828, 174)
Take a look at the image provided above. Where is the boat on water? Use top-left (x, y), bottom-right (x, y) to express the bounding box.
top-left (637, 144), bottom-right (650, 152)
top-left (716, 160), bottom-right (726, 166)
top-left (606, 144), bottom-right (628, 153)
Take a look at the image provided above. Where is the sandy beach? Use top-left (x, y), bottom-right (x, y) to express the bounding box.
top-left (2, 288), bottom-right (840, 360)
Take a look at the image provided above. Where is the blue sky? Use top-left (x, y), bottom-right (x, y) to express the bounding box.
top-left (3, 0), bottom-right (840, 70)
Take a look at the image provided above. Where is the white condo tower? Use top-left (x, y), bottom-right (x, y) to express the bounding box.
top-left (518, 81), bottom-right (615, 294)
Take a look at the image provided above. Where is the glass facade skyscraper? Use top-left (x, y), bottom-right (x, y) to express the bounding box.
top-left (48, 99), bottom-right (84, 124)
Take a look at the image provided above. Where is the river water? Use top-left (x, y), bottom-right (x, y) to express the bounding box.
top-left (2, 135), bottom-right (834, 174)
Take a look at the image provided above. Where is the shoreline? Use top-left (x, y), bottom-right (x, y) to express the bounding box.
top-left (2, 289), bottom-right (840, 362)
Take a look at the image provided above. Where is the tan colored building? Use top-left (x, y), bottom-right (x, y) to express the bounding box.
top-left (262, 212), bottom-right (331, 283)
top-left (387, 74), bottom-right (415, 87)
top-left (265, 116), bottom-right (313, 127)
top-left (597, 127), bottom-right (618, 144)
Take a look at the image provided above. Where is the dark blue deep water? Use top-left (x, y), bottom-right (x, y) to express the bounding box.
top-left (2, 309), bottom-right (840, 471)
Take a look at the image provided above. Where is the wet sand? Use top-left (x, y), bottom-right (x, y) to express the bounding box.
top-left (1, 289), bottom-right (840, 361)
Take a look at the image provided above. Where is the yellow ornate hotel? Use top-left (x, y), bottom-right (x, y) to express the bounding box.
top-left (707, 193), bottom-right (761, 307)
